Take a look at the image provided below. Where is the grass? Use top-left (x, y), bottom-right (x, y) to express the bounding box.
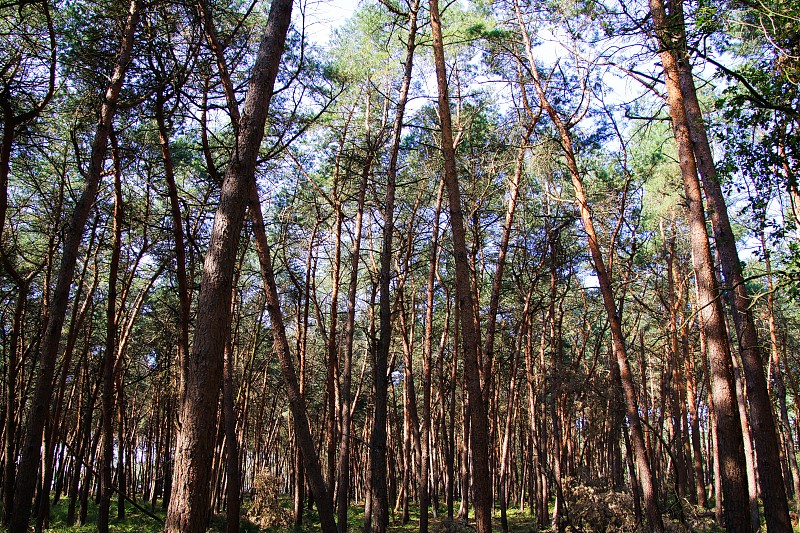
top-left (40, 496), bottom-right (539, 532)
top-left (41, 494), bottom-right (800, 533)
top-left (44, 497), bottom-right (166, 533)
top-left (48, 493), bottom-right (800, 532)
top-left (51, 497), bottom-right (800, 533)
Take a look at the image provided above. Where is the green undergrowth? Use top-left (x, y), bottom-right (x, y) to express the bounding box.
top-left (31, 495), bottom-right (800, 532)
top-left (37, 496), bottom-right (538, 533)
top-left (43, 496), bottom-right (166, 533)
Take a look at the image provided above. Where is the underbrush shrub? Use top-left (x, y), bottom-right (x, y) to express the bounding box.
top-left (247, 471), bottom-right (291, 529)
top-left (562, 477), bottom-right (720, 533)
top-left (663, 499), bottom-right (719, 532)
top-left (563, 477), bottom-right (637, 532)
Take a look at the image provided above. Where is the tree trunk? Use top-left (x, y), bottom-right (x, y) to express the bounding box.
top-left (165, 0), bottom-right (293, 529)
top-left (420, 178), bottom-right (444, 533)
top-left (763, 233), bottom-right (800, 517)
top-left (117, 380), bottom-right (126, 520)
top-left (429, 1), bottom-right (493, 530)
top-left (685, 344), bottom-right (708, 507)
top-left (650, 0), bottom-right (792, 527)
top-left (730, 334), bottom-right (761, 531)
top-left (669, 26), bottom-right (792, 533)
top-left (2, 282), bottom-right (27, 524)
top-left (499, 295), bottom-right (531, 532)
top-left (369, 4), bottom-right (419, 530)
top-left (10, 3), bottom-right (140, 530)
top-left (98, 133), bottom-right (123, 533)
top-left (249, 185), bottom-right (338, 532)
top-left (650, 1), bottom-right (753, 525)
top-left (336, 103), bottom-right (373, 532)
top-left (156, 91), bottom-right (191, 397)
top-left (223, 342), bottom-right (240, 533)
top-left (665, 232), bottom-right (687, 500)
top-left (294, 225), bottom-right (317, 527)
top-left (513, 3), bottom-right (662, 529)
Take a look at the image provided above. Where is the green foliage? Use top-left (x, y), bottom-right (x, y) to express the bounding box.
top-left (43, 498), bottom-right (165, 533)
top-left (329, 4), bottom-right (395, 82)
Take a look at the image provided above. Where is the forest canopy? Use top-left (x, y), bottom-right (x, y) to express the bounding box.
top-left (1, 0), bottom-right (799, 531)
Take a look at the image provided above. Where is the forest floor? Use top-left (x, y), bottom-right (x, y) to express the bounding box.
top-left (40, 496), bottom-right (545, 532)
top-left (40, 495), bottom-right (800, 532)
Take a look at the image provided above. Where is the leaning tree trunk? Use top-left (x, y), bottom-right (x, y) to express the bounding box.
top-left (429, 0), bottom-right (493, 530)
top-left (669, 4), bottom-right (791, 526)
top-left (165, 0), bottom-right (293, 530)
top-left (512, 2), bottom-right (662, 529)
top-left (248, 184), bottom-right (338, 533)
top-left (649, 0), bottom-right (753, 527)
top-left (10, 3), bottom-right (140, 530)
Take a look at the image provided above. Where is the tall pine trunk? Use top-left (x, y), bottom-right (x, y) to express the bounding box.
top-left (165, 0), bottom-right (293, 529)
top-left (98, 133), bottom-right (123, 533)
top-left (673, 18), bottom-right (791, 532)
top-left (429, 0), bottom-right (493, 530)
top-left (369, 3), bottom-right (419, 530)
top-left (650, 0), bottom-right (753, 526)
top-left (420, 178), bottom-right (444, 533)
top-left (336, 100), bottom-right (373, 531)
top-left (10, 3), bottom-right (140, 529)
top-left (249, 184), bottom-right (338, 532)
top-left (513, 2), bottom-right (662, 528)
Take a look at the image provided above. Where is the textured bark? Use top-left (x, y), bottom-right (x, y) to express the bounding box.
top-left (249, 185), bottom-right (338, 533)
top-left (650, 0), bottom-right (753, 526)
top-left (653, 0), bottom-right (791, 527)
top-left (675, 37), bottom-right (792, 533)
top-left (513, 2), bottom-right (662, 529)
top-left (9, 3), bottom-right (140, 530)
top-left (98, 137), bottom-right (123, 533)
top-left (0, 121), bottom-right (13, 246)
top-left (429, 0), bottom-right (493, 530)
top-left (399, 319), bottom-right (417, 526)
top-left (369, 4), bottom-right (419, 530)
top-left (165, 0), bottom-right (293, 529)
top-left (698, 310), bottom-right (724, 525)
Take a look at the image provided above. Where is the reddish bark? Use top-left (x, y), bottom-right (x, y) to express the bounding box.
top-left (429, 0), bottom-right (493, 530)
